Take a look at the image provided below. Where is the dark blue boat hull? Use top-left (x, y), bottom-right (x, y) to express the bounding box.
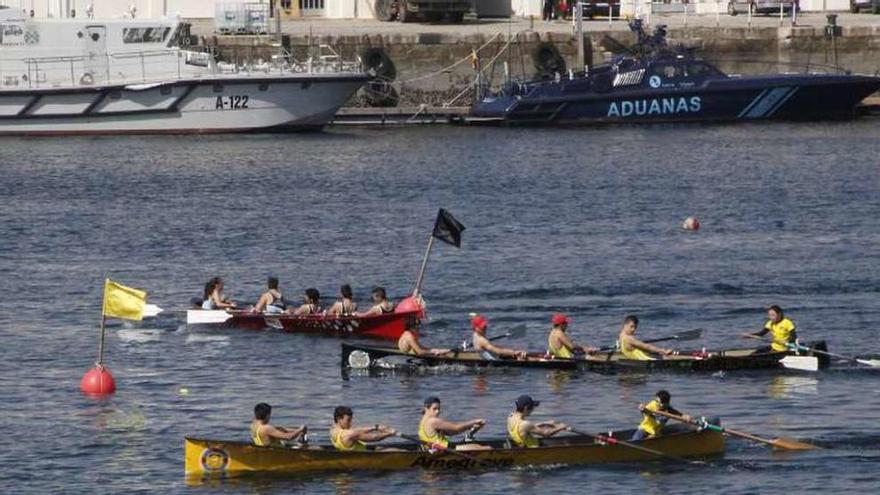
top-left (471, 75), bottom-right (880, 125)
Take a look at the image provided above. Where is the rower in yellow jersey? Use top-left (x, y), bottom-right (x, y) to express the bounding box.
top-left (329, 406), bottom-right (397, 451)
top-left (397, 317), bottom-right (450, 356)
top-left (250, 403), bottom-right (306, 447)
top-left (507, 395), bottom-right (568, 448)
top-left (631, 390), bottom-right (690, 441)
top-left (618, 315), bottom-right (677, 360)
top-left (547, 313), bottom-right (598, 358)
top-left (744, 305), bottom-right (798, 353)
top-left (419, 396), bottom-right (489, 451)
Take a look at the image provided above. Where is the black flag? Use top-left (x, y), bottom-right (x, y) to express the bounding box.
top-left (432, 209), bottom-right (465, 248)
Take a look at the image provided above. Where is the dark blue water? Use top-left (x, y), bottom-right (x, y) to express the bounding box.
top-left (1, 122), bottom-right (879, 494)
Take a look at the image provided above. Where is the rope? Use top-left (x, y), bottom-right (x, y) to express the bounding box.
top-left (442, 84), bottom-right (473, 107)
top-left (396, 32), bottom-right (503, 85)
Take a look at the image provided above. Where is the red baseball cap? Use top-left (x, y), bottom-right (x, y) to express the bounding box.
top-left (552, 313), bottom-right (570, 326)
top-left (471, 315), bottom-right (488, 333)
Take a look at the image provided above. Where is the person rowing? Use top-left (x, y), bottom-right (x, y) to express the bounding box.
top-left (398, 316), bottom-right (450, 356)
top-left (507, 395), bottom-right (568, 448)
top-left (251, 402), bottom-right (306, 447)
top-left (202, 276), bottom-right (236, 310)
top-left (547, 313), bottom-right (598, 358)
top-left (471, 315), bottom-right (527, 360)
top-left (419, 396), bottom-right (489, 451)
top-left (253, 276), bottom-right (286, 314)
top-left (618, 315), bottom-right (677, 360)
top-left (743, 305), bottom-right (797, 353)
top-left (631, 390), bottom-right (690, 441)
top-left (329, 406), bottom-right (398, 451)
top-left (290, 288), bottom-right (324, 316)
top-left (327, 284), bottom-right (358, 316)
top-left (358, 286), bottom-right (395, 316)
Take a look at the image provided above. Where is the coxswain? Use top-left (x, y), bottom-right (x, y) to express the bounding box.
top-left (547, 313), bottom-right (598, 358)
top-left (471, 315), bottom-right (527, 360)
top-left (419, 396), bottom-right (489, 451)
top-left (631, 390), bottom-right (689, 441)
top-left (507, 395), bottom-right (568, 448)
top-left (253, 276), bottom-right (286, 314)
top-left (744, 305), bottom-right (797, 353)
top-left (359, 286), bottom-right (395, 316)
top-left (398, 317), bottom-right (449, 356)
top-left (329, 406), bottom-right (397, 451)
top-left (327, 284), bottom-right (358, 316)
top-left (618, 315), bottom-right (676, 360)
top-left (291, 288), bottom-right (323, 316)
top-left (250, 402), bottom-right (306, 447)
top-left (202, 277), bottom-right (236, 310)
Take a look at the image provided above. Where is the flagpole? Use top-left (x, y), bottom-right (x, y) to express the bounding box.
top-left (412, 234), bottom-right (435, 296)
top-left (96, 314), bottom-right (106, 366)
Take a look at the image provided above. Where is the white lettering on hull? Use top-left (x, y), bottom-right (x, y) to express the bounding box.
top-left (607, 97), bottom-right (702, 117)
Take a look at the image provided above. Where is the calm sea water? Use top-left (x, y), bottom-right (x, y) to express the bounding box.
top-left (1, 121), bottom-right (879, 494)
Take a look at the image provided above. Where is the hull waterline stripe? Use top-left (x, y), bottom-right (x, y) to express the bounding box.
top-left (737, 88), bottom-right (769, 118)
top-left (765, 87), bottom-right (798, 117)
top-left (745, 87), bottom-right (793, 118)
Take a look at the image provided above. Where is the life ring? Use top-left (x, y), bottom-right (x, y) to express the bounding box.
top-left (532, 42), bottom-right (567, 79)
top-left (79, 73), bottom-right (94, 85)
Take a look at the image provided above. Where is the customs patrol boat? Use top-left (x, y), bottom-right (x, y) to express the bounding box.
top-left (470, 20), bottom-right (880, 125)
top-left (0, 7), bottom-right (366, 135)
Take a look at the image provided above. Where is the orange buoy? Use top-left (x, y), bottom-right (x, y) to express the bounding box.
top-left (80, 365), bottom-right (116, 396)
top-left (682, 217), bottom-right (701, 231)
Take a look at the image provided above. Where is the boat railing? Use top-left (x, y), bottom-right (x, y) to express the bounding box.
top-left (2, 47), bottom-right (363, 90)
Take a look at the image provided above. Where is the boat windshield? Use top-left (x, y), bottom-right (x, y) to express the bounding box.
top-left (683, 61), bottom-right (725, 78)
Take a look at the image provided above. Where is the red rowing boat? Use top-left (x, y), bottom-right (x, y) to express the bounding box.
top-left (187, 309), bottom-right (419, 341)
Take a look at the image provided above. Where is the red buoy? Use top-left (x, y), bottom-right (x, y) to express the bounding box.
top-left (396, 295), bottom-right (426, 319)
top-left (682, 217), bottom-right (701, 231)
top-left (80, 365), bottom-right (116, 396)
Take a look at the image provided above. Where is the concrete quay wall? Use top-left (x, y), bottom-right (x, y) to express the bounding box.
top-left (192, 15), bottom-right (880, 107)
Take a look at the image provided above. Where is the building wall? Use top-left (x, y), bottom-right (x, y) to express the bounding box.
top-left (325, 0), bottom-right (375, 19)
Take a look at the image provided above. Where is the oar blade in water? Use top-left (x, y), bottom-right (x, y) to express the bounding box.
top-left (673, 328), bottom-right (703, 341)
top-left (856, 359), bottom-right (880, 368)
top-left (780, 356), bottom-right (819, 372)
top-left (771, 437), bottom-right (821, 451)
top-left (505, 324), bottom-right (527, 340)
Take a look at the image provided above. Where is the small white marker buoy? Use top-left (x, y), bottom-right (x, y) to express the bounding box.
top-left (179, 388), bottom-right (189, 396)
top-left (682, 217), bottom-right (700, 231)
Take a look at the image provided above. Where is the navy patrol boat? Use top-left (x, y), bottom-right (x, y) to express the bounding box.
top-left (471, 20), bottom-right (880, 125)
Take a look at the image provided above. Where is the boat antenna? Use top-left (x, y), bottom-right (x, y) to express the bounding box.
top-left (575, 1), bottom-right (585, 74)
top-left (275, 0), bottom-right (283, 63)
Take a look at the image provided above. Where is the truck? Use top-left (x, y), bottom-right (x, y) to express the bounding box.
top-left (374, 0), bottom-right (472, 23)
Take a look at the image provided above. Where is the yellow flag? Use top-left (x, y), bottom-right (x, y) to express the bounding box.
top-left (103, 279), bottom-right (147, 321)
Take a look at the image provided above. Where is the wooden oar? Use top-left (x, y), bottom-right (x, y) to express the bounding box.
top-left (565, 427), bottom-right (699, 464)
top-left (395, 432), bottom-right (493, 467)
top-left (450, 324), bottom-right (526, 353)
top-left (598, 328), bottom-right (703, 352)
top-left (652, 409), bottom-right (820, 451)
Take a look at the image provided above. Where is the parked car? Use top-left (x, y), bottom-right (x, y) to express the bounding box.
top-left (850, 0), bottom-right (880, 13)
top-left (727, 0), bottom-right (796, 15)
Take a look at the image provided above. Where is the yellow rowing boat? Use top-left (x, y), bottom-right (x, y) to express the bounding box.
top-left (185, 425), bottom-right (723, 476)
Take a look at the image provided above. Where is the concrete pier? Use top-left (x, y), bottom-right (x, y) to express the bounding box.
top-left (187, 13), bottom-right (880, 107)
